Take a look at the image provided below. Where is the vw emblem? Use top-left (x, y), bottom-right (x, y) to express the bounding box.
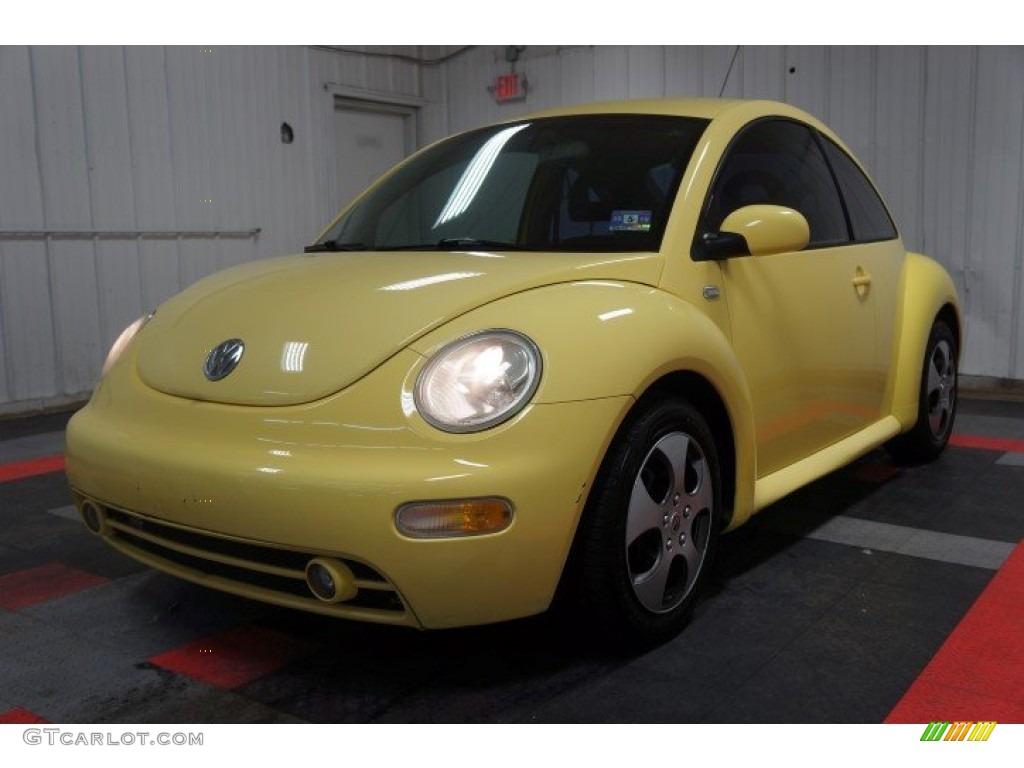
top-left (204, 339), bottom-right (245, 381)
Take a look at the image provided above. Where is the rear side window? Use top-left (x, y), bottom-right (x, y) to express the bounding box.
top-left (820, 138), bottom-right (898, 243)
top-left (704, 119), bottom-right (849, 248)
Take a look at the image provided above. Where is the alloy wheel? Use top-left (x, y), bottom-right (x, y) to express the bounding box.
top-left (624, 431), bottom-right (713, 614)
top-left (926, 338), bottom-right (956, 440)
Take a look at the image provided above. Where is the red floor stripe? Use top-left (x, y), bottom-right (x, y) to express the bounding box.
top-left (0, 707), bottom-right (49, 724)
top-left (852, 462), bottom-right (901, 484)
top-left (148, 625), bottom-right (314, 689)
top-left (885, 542), bottom-right (1024, 724)
top-left (0, 562), bottom-right (109, 611)
top-left (950, 433), bottom-right (1024, 454)
top-left (0, 454), bottom-right (65, 483)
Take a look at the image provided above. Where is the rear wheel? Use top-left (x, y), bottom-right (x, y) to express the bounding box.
top-left (887, 320), bottom-right (958, 463)
top-left (566, 396), bottom-right (720, 648)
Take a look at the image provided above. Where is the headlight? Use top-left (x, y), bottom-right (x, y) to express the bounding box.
top-left (101, 311), bottom-right (154, 376)
top-left (415, 330), bottom-right (542, 433)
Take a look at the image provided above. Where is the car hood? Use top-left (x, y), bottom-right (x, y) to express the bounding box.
top-left (135, 249), bottom-right (663, 406)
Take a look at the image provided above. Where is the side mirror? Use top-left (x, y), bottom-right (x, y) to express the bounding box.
top-left (719, 204), bottom-right (810, 257)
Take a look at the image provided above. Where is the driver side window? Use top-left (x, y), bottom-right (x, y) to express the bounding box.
top-left (705, 119), bottom-right (849, 248)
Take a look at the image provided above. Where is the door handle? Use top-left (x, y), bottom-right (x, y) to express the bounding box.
top-left (852, 267), bottom-right (872, 294)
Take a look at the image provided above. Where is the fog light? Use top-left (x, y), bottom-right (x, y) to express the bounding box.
top-left (305, 558), bottom-right (357, 603)
top-left (395, 498), bottom-right (513, 538)
top-left (81, 501), bottom-right (107, 535)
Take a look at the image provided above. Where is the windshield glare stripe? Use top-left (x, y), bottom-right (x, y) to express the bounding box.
top-left (434, 124), bottom-right (531, 228)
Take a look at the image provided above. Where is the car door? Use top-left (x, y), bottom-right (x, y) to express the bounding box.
top-left (817, 135), bottom-right (904, 401)
top-left (698, 119), bottom-right (880, 478)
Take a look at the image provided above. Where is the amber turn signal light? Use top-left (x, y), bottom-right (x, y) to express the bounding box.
top-left (395, 498), bottom-right (513, 538)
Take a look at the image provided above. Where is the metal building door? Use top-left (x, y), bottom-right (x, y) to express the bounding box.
top-left (332, 99), bottom-right (415, 215)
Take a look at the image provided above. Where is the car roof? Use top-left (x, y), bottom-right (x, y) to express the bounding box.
top-left (522, 98), bottom-right (815, 122)
top-left (522, 98), bottom-right (744, 120)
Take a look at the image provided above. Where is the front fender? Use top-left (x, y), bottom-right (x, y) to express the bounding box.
top-left (410, 281), bottom-right (758, 526)
top-left (886, 252), bottom-right (963, 429)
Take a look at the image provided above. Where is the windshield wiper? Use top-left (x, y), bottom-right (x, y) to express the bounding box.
top-left (303, 240), bottom-right (367, 253)
top-left (381, 238), bottom-right (530, 251)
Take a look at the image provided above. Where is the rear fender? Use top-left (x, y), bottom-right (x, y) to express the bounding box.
top-left (885, 252), bottom-right (963, 429)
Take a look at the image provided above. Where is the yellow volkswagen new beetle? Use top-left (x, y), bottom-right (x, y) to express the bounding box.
top-left (65, 99), bottom-right (961, 645)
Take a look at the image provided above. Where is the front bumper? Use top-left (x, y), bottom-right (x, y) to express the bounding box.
top-left (65, 349), bottom-right (629, 628)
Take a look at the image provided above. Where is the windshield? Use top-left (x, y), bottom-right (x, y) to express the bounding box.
top-left (314, 114), bottom-right (709, 253)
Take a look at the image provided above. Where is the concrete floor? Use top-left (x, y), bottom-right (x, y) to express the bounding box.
top-left (1, 400), bottom-right (1022, 723)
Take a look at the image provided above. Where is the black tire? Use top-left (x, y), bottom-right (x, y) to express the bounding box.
top-left (563, 396), bottom-right (720, 649)
top-left (886, 320), bottom-right (958, 464)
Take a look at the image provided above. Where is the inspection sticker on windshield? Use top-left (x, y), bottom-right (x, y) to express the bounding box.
top-left (609, 210), bottom-right (652, 232)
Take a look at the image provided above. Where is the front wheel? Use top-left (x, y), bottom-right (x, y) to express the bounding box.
top-left (887, 319), bottom-right (958, 463)
top-left (565, 396), bottom-right (720, 648)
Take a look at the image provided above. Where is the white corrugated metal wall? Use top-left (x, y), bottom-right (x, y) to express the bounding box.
top-left (1, 45), bottom-right (1022, 414)
top-left (426, 45), bottom-right (1024, 386)
top-left (0, 45), bottom-right (425, 414)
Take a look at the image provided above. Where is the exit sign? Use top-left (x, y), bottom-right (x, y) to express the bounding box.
top-left (492, 73), bottom-right (526, 103)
